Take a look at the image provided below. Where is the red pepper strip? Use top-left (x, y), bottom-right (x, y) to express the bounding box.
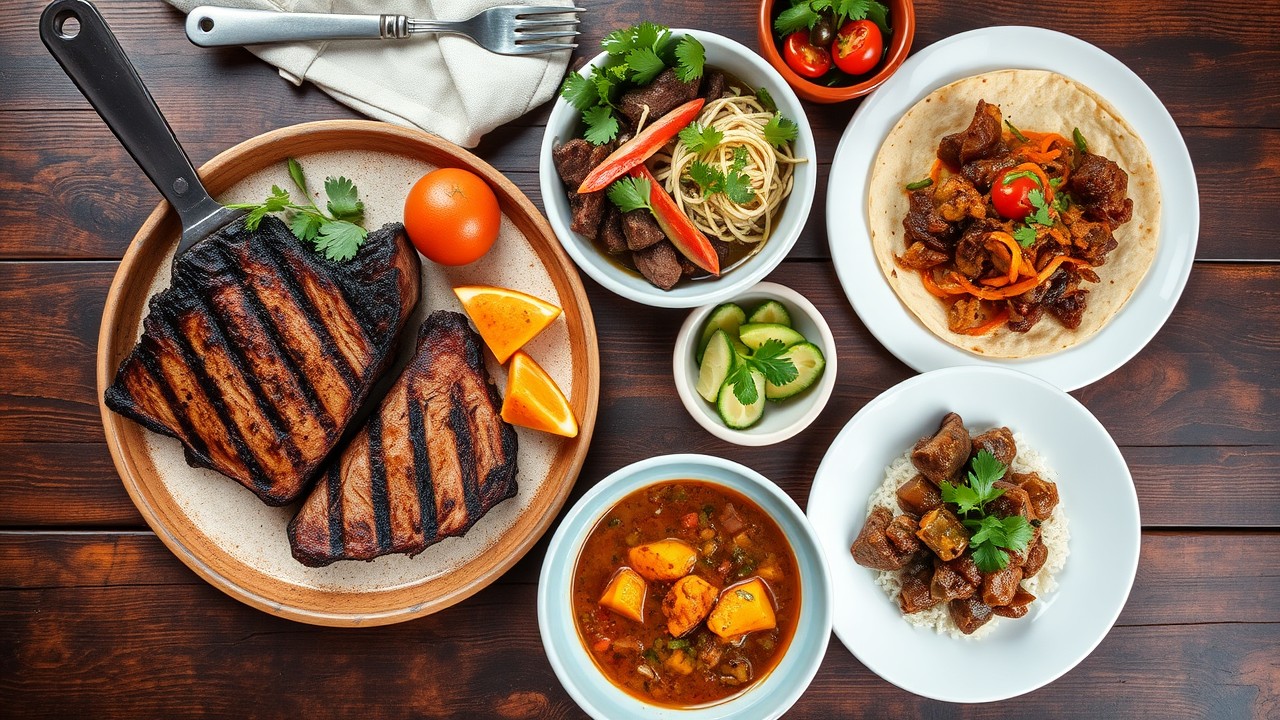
top-left (958, 306), bottom-right (1011, 335)
top-left (985, 231), bottom-right (1022, 284)
top-left (631, 164), bottom-right (720, 275)
top-left (949, 255), bottom-right (1089, 300)
top-left (577, 98), bottom-right (706, 194)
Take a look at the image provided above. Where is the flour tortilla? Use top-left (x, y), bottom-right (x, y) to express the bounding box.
top-left (867, 70), bottom-right (1161, 358)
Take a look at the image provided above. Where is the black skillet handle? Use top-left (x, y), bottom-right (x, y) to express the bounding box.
top-left (39, 0), bottom-right (228, 251)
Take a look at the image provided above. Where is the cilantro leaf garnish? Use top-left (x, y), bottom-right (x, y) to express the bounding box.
top-left (940, 449), bottom-right (1035, 572)
top-left (1027, 189), bottom-right (1054, 226)
top-left (774, 4), bottom-right (818, 34)
top-left (581, 105), bottom-right (620, 145)
top-left (776, 0), bottom-right (889, 36)
top-left (688, 161), bottom-right (725, 197)
top-left (763, 114), bottom-right (798, 148)
top-left (724, 339), bottom-right (798, 405)
top-left (560, 72), bottom-right (599, 111)
top-left (625, 47), bottom-right (666, 85)
top-left (678, 122), bottom-right (724, 154)
top-left (673, 35), bottom-right (706, 83)
top-left (1013, 225), bottom-right (1038, 248)
top-left (606, 176), bottom-right (653, 214)
top-left (756, 87), bottom-right (777, 113)
top-left (684, 148), bottom-right (756, 204)
top-left (226, 158), bottom-right (369, 262)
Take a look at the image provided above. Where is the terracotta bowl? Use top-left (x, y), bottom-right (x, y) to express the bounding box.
top-left (756, 0), bottom-right (915, 103)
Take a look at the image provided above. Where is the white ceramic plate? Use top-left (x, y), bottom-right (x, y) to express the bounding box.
top-left (826, 26), bottom-right (1198, 390)
top-left (807, 367), bottom-right (1140, 702)
top-left (538, 454), bottom-right (832, 719)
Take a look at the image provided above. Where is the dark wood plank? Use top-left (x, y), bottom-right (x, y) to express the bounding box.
top-left (5, 530), bottom-right (1275, 626)
top-left (2, 113), bottom-right (1274, 262)
top-left (0, 444), bottom-right (140, 527)
top-left (0, 567), bottom-right (1274, 718)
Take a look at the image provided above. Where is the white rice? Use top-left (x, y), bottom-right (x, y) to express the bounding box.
top-left (866, 431), bottom-right (1070, 639)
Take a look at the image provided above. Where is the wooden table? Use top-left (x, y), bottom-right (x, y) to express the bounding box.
top-left (2, 0), bottom-right (1277, 717)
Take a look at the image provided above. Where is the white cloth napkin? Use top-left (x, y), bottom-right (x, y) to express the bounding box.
top-left (167, 0), bottom-right (571, 147)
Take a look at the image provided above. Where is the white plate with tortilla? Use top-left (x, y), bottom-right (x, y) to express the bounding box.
top-left (826, 26), bottom-right (1198, 391)
top-left (807, 366), bottom-right (1140, 702)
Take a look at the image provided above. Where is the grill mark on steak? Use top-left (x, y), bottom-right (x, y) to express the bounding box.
top-left (326, 465), bottom-right (344, 560)
top-left (367, 412), bottom-right (393, 553)
top-left (288, 311), bottom-right (518, 566)
top-left (105, 218), bottom-right (420, 505)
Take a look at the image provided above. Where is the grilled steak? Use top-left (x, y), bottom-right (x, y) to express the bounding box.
top-left (104, 217), bottom-right (421, 506)
top-left (288, 311), bottom-right (519, 567)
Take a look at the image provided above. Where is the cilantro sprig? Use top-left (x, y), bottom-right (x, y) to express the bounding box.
top-left (999, 171), bottom-right (1056, 248)
top-left (940, 449), bottom-right (1035, 572)
top-left (763, 114), bottom-right (799, 149)
top-left (687, 147), bottom-right (757, 204)
top-left (774, 0), bottom-right (891, 38)
top-left (227, 158), bottom-right (368, 262)
top-left (723, 339), bottom-right (798, 405)
top-left (561, 24), bottom-right (707, 145)
top-left (605, 175), bottom-right (654, 215)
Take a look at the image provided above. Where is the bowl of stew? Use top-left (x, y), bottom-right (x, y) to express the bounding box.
top-left (538, 454), bottom-right (832, 718)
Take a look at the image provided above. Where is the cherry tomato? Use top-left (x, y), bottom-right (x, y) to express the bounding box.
top-left (403, 168), bottom-right (500, 266)
top-left (809, 14), bottom-right (835, 48)
top-left (782, 31), bottom-right (832, 78)
top-left (991, 169), bottom-right (1041, 221)
top-left (832, 19), bottom-right (883, 76)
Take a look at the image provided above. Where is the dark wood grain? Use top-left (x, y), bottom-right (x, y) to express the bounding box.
top-left (3, 0), bottom-right (1277, 715)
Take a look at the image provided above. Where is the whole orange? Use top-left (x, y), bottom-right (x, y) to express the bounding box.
top-left (403, 167), bottom-right (501, 265)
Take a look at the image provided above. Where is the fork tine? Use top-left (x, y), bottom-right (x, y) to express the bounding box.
top-left (516, 17), bottom-right (582, 29)
top-left (516, 30), bottom-right (581, 41)
top-left (514, 6), bottom-right (585, 17)
top-left (502, 43), bottom-right (577, 55)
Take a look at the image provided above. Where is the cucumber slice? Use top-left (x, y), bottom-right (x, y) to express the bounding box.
top-left (717, 367), bottom-right (766, 429)
top-left (696, 330), bottom-right (736, 403)
top-left (738, 323), bottom-right (806, 351)
top-left (697, 303), bottom-right (747, 362)
top-left (747, 300), bottom-right (792, 327)
top-left (765, 342), bottom-right (826, 400)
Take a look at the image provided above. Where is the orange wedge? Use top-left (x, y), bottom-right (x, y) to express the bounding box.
top-left (454, 285), bottom-right (562, 364)
top-left (502, 351), bottom-right (578, 438)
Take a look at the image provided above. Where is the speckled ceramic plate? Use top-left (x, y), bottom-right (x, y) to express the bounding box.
top-left (97, 120), bottom-right (599, 626)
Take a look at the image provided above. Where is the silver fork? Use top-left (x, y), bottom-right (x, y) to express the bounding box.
top-left (185, 5), bottom-right (582, 56)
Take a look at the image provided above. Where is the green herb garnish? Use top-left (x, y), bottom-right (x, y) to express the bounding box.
top-left (756, 87), bottom-right (777, 113)
top-left (686, 148), bottom-right (756, 204)
top-left (723, 339), bottom-right (798, 405)
top-left (1026, 188), bottom-right (1054, 226)
top-left (1004, 120), bottom-right (1029, 143)
top-left (673, 35), bottom-right (706, 82)
top-left (605, 176), bottom-right (654, 214)
top-left (227, 158), bottom-right (368, 262)
top-left (678, 122), bottom-right (724, 154)
top-left (1072, 127), bottom-right (1089, 153)
top-left (905, 177), bottom-right (933, 191)
top-left (1013, 225), bottom-right (1038, 247)
top-left (762, 113), bottom-right (799, 148)
top-left (774, 0), bottom-right (891, 37)
top-left (940, 450), bottom-right (1034, 572)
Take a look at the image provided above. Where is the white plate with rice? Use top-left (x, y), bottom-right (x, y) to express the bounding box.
top-left (807, 366), bottom-right (1140, 702)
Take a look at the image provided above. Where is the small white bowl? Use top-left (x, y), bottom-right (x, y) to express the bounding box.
top-left (673, 282), bottom-right (836, 446)
top-left (537, 454), bottom-right (833, 720)
top-left (539, 29), bottom-right (817, 308)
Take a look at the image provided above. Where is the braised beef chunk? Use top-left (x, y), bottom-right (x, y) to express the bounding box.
top-left (960, 155), bottom-right (1018, 193)
top-left (938, 100), bottom-right (1005, 167)
top-left (851, 506), bottom-right (916, 570)
top-left (898, 241), bottom-right (949, 271)
top-left (700, 69), bottom-right (728, 102)
top-left (885, 514), bottom-right (922, 554)
top-left (1070, 152), bottom-right (1134, 225)
top-left (987, 480), bottom-right (1032, 520)
top-left (622, 208), bottom-right (665, 250)
top-left (971, 427), bottom-right (1017, 467)
top-left (991, 588), bottom-right (1037, 618)
top-left (600, 204), bottom-right (628, 254)
top-left (568, 190), bottom-right (605, 240)
top-left (632, 241), bottom-right (683, 290)
top-left (934, 175), bottom-right (987, 223)
top-left (1022, 537), bottom-right (1048, 576)
top-left (1048, 284), bottom-right (1089, 329)
top-left (896, 474), bottom-right (943, 516)
top-left (1010, 471), bottom-right (1059, 520)
top-left (903, 188), bottom-right (955, 250)
top-left (949, 596), bottom-right (995, 635)
top-left (898, 558), bottom-right (940, 613)
top-left (930, 554), bottom-right (981, 602)
top-left (953, 221), bottom-right (992, 279)
top-left (981, 566), bottom-right (1023, 606)
top-left (552, 138), bottom-right (598, 187)
top-left (1063, 205), bottom-right (1119, 266)
top-left (912, 412), bottom-right (972, 485)
top-left (619, 68), bottom-right (699, 127)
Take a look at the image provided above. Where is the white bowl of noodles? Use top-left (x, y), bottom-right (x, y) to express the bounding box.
top-left (539, 28), bottom-right (817, 309)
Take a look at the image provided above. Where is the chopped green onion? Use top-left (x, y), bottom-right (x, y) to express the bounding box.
top-left (1073, 127), bottom-right (1089, 153)
top-left (1005, 120), bottom-right (1030, 143)
top-left (905, 178), bottom-right (934, 190)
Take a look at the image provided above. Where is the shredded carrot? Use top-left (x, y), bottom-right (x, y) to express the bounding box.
top-left (981, 274), bottom-right (1012, 288)
top-left (985, 231), bottom-right (1023, 284)
top-left (949, 255), bottom-right (1089, 300)
top-left (920, 269), bottom-right (962, 297)
top-left (929, 158), bottom-right (944, 186)
top-left (958, 306), bottom-right (1011, 335)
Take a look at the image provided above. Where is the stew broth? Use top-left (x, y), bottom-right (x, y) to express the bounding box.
top-left (572, 480), bottom-right (800, 707)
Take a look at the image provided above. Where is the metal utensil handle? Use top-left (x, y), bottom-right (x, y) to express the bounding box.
top-left (39, 0), bottom-right (223, 239)
top-left (185, 6), bottom-right (401, 46)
